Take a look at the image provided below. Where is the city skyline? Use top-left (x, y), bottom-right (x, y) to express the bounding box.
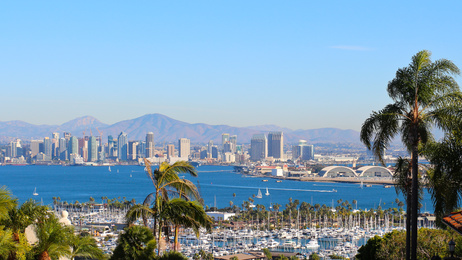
top-left (1, 2), bottom-right (461, 131)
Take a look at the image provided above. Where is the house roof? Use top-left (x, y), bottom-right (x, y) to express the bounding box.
top-left (442, 210), bottom-right (462, 235)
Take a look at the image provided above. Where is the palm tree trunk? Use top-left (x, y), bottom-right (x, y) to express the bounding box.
top-left (38, 251), bottom-right (51, 260)
top-left (411, 143), bottom-right (419, 260)
top-left (174, 225), bottom-right (179, 251)
top-left (406, 186), bottom-right (411, 260)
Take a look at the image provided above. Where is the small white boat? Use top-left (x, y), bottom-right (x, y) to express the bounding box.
top-left (265, 187), bottom-right (270, 196)
top-left (256, 189), bottom-right (262, 199)
top-left (305, 239), bottom-right (320, 249)
top-left (33, 187), bottom-right (38, 196)
top-left (108, 166), bottom-right (111, 172)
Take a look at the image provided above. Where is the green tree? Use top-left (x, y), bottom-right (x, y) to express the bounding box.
top-left (0, 186), bottom-right (16, 220)
top-left (32, 215), bottom-right (74, 260)
top-left (127, 160), bottom-right (202, 255)
top-left (360, 50), bottom-right (462, 260)
top-left (158, 250), bottom-right (188, 260)
top-left (111, 225), bottom-right (156, 260)
top-left (424, 131), bottom-right (462, 225)
top-left (309, 253), bottom-right (320, 260)
top-left (69, 233), bottom-right (105, 260)
top-left (263, 248), bottom-right (272, 260)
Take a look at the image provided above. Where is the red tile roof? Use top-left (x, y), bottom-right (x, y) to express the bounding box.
top-left (443, 211), bottom-right (462, 235)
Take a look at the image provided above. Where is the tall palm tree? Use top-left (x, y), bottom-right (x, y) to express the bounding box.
top-left (360, 50), bottom-right (462, 260)
top-left (128, 159), bottom-right (201, 255)
top-left (161, 198), bottom-right (212, 251)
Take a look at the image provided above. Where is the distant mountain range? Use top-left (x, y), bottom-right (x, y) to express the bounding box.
top-left (0, 113), bottom-right (361, 144)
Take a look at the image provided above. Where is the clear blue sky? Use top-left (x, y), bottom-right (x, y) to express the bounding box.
top-left (1, 1), bottom-right (461, 131)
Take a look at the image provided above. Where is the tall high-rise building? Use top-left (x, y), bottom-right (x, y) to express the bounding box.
top-left (302, 145), bottom-right (314, 161)
top-left (59, 138), bottom-right (67, 161)
top-left (268, 132), bottom-right (283, 159)
top-left (230, 135), bottom-right (237, 152)
top-left (8, 141), bottom-right (17, 158)
top-left (208, 140), bottom-right (213, 155)
top-left (250, 134), bottom-right (267, 161)
top-left (118, 132), bottom-right (128, 161)
top-left (43, 137), bottom-right (52, 160)
top-left (222, 133), bottom-right (230, 145)
top-left (167, 144), bottom-right (175, 159)
top-left (178, 138), bottom-right (190, 158)
top-left (68, 136), bottom-right (78, 155)
top-left (146, 132), bottom-right (154, 158)
top-left (128, 141), bottom-right (139, 160)
top-left (30, 140), bottom-right (43, 157)
top-left (88, 136), bottom-right (98, 162)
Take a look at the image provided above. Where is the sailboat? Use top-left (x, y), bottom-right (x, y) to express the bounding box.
top-left (265, 187), bottom-right (270, 196)
top-left (256, 188), bottom-right (262, 198)
top-left (33, 187), bottom-right (38, 196)
top-left (360, 181), bottom-right (363, 189)
top-left (108, 166), bottom-right (111, 172)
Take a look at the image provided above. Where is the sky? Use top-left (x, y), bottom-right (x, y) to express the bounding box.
top-left (1, 1), bottom-right (461, 131)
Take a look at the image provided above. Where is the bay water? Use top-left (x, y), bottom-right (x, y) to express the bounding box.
top-left (0, 165), bottom-right (433, 212)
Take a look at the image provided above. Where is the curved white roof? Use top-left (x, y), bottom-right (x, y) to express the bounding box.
top-left (318, 166), bottom-right (357, 177)
top-left (356, 166), bottom-right (393, 177)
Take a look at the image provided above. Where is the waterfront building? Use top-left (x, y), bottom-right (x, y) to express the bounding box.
top-left (167, 144), bottom-right (175, 159)
top-left (222, 152), bottom-right (235, 163)
top-left (43, 137), bottom-right (52, 160)
top-left (250, 134), bottom-right (267, 161)
top-left (268, 132), bottom-right (283, 159)
top-left (30, 140), bottom-right (43, 158)
top-left (88, 136), bottom-right (98, 162)
top-left (7, 140), bottom-right (17, 158)
top-left (59, 138), bottom-right (67, 161)
top-left (211, 146), bottom-right (218, 159)
top-left (200, 149), bottom-right (208, 159)
top-left (318, 166), bottom-right (357, 177)
top-left (138, 141), bottom-right (146, 159)
top-left (208, 140), bottom-right (213, 156)
top-left (145, 132), bottom-right (154, 158)
top-left (178, 138), bottom-right (190, 159)
top-left (108, 135), bottom-right (117, 158)
top-left (302, 145), bottom-right (314, 160)
top-left (292, 140), bottom-right (314, 161)
top-left (356, 166), bottom-right (393, 178)
top-left (68, 136), bottom-right (78, 156)
top-left (128, 141), bottom-right (139, 161)
top-left (117, 132), bottom-right (128, 161)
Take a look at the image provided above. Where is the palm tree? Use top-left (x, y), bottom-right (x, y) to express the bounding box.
top-left (111, 225), bottom-right (156, 260)
top-left (162, 198), bottom-right (212, 251)
top-left (424, 131), bottom-right (462, 225)
top-left (69, 233), bottom-right (104, 260)
top-left (33, 215), bottom-right (74, 260)
top-left (0, 186), bottom-right (17, 220)
top-left (0, 227), bottom-right (16, 259)
top-left (128, 159), bottom-right (201, 255)
top-left (360, 50), bottom-right (462, 260)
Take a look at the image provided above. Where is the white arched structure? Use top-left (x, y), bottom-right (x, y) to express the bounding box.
top-left (356, 166), bottom-right (393, 178)
top-left (318, 166), bottom-right (357, 178)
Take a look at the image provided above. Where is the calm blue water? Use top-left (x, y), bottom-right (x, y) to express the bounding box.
top-left (0, 165), bottom-right (434, 212)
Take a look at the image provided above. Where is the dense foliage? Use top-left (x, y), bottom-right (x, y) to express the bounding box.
top-left (356, 228), bottom-right (462, 259)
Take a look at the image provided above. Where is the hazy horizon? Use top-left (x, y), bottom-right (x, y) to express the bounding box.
top-left (2, 1), bottom-right (461, 131)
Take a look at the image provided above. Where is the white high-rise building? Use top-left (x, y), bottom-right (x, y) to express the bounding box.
top-left (178, 138), bottom-right (190, 159)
